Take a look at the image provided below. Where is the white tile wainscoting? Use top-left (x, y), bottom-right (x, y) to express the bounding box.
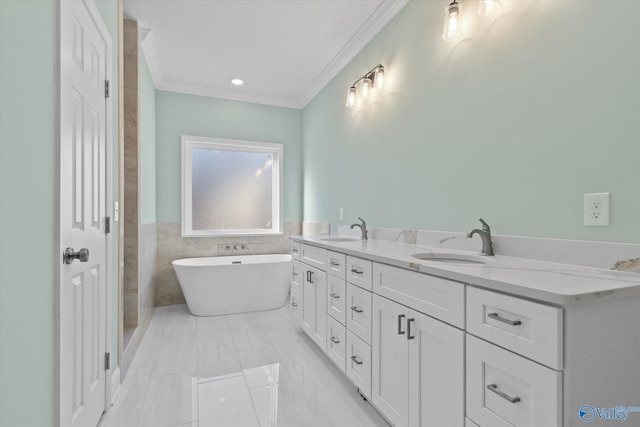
top-left (99, 303), bottom-right (389, 427)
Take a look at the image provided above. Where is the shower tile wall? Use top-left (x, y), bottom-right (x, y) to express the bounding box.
top-left (154, 222), bottom-right (303, 306)
top-left (123, 17), bottom-right (139, 329)
top-left (140, 223), bottom-right (157, 327)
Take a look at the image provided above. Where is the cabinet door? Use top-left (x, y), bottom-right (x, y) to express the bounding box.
top-left (290, 288), bottom-right (301, 321)
top-left (301, 265), bottom-right (314, 337)
top-left (291, 260), bottom-right (301, 294)
top-left (408, 309), bottom-right (464, 427)
top-left (311, 267), bottom-right (327, 352)
top-left (372, 295), bottom-right (410, 427)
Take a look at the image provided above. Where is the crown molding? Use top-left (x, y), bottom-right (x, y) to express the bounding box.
top-left (298, 0), bottom-right (409, 108)
top-left (157, 81), bottom-right (303, 109)
top-left (137, 0), bottom-right (408, 110)
top-left (140, 30), bottom-right (163, 87)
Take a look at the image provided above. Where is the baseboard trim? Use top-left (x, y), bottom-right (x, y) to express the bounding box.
top-left (109, 367), bottom-right (121, 406)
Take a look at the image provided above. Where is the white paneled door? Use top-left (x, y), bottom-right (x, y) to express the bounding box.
top-left (59, 1), bottom-right (112, 426)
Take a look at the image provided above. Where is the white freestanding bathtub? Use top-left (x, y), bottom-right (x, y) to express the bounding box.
top-left (172, 254), bottom-right (292, 316)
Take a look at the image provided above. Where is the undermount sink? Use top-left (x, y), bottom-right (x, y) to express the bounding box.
top-left (411, 252), bottom-right (490, 265)
top-left (320, 237), bottom-right (359, 242)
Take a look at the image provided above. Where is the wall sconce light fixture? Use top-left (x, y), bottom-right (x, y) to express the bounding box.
top-left (442, 0), bottom-right (463, 41)
top-left (442, 0), bottom-right (503, 41)
top-left (345, 64), bottom-right (385, 108)
top-left (477, 0), bottom-right (501, 16)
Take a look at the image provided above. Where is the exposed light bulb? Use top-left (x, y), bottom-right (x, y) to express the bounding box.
top-left (442, 0), bottom-right (463, 41)
top-left (374, 66), bottom-right (385, 89)
top-left (230, 78), bottom-right (244, 86)
top-left (345, 86), bottom-right (357, 108)
top-left (361, 78), bottom-right (372, 99)
top-left (477, 0), bottom-right (501, 16)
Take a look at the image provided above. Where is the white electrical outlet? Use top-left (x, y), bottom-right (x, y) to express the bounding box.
top-left (584, 192), bottom-right (610, 227)
top-left (340, 208), bottom-right (344, 221)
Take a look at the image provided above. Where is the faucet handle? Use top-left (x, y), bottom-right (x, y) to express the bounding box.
top-left (478, 218), bottom-right (490, 232)
top-left (357, 217), bottom-right (366, 227)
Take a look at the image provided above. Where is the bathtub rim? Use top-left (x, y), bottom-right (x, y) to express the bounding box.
top-left (172, 253), bottom-right (292, 267)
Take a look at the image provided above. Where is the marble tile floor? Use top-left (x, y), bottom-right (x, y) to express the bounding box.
top-left (98, 303), bottom-right (390, 427)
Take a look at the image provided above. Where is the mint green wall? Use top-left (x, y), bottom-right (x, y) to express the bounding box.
top-left (0, 1), bottom-right (55, 426)
top-left (155, 91), bottom-right (303, 223)
top-left (0, 1), bottom-right (118, 425)
top-left (140, 53), bottom-right (157, 224)
top-left (302, 0), bottom-right (640, 243)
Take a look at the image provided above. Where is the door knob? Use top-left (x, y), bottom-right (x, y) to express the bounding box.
top-left (63, 247), bottom-right (90, 264)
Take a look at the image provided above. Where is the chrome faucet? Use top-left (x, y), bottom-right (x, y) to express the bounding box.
top-left (467, 218), bottom-right (494, 256)
top-left (350, 217), bottom-right (368, 240)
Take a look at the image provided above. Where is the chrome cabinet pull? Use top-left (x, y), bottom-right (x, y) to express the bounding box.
top-left (487, 384), bottom-right (521, 403)
top-left (350, 355), bottom-right (363, 365)
top-left (291, 302), bottom-right (298, 307)
top-left (292, 248), bottom-right (298, 253)
top-left (488, 312), bottom-right (522, 326)
top-left (292, 271), bottom-right (298, 276)
top-left (398, 314), bottom-right (406, 335)
top-left (330, 293), bottom-right (340, 299)
top-left (309, 271), bottom-right (314, 283)
top-left (407, 318), bottom-right (415, 340)
top-left (350, 268), bottom-right (363, 274)
top-left (330, 260), bottom-right (340, 267)
top-left (330, 336), bottom-right (340, 344)
top-left (351, 306), bottom-right (363, 313)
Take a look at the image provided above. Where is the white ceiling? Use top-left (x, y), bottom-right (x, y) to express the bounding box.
top-left (123, 0), bottom-right (408, 109)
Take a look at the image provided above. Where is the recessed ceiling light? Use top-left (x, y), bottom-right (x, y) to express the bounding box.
top-left (230, 78), bottom-right (244, 86)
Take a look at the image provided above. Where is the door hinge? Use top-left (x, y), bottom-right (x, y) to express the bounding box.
top-left (105, 352), bottom-right (111, 371)
top-left (105, 80), bottom-right (110, 98)
top-left (105, 217), bottom-right (111, 234)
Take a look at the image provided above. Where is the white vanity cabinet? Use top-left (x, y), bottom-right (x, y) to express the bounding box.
top-left (290, 260), bottom-right (302, 320)
top-left (466, 287), bottom-right (563, 427)
top-left (290, 238), bottom-right (640, 427)
top-left (372, 294), bottom-right (464, 427)
top-left (301, 263), bottom-right (327, 351)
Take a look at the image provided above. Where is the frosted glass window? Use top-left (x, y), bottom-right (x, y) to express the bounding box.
top-left (181, 136), bottom-right (283, 236)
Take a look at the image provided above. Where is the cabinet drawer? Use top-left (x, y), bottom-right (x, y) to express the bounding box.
top-left (301, 244), bottom-right (326, 271)
top-left (327, 316), bottom-right (346, 373)
top-left (373, 263), bottom-right (465, 328)
top-left (290, 288), bottom-right (301, 321)
top-left (346, 283), bottom-right (372, 345)
top-left (326, 251), bottom-right (346, 280)
top-left (291, 260), bottom-right (301, 294)
top-left (346, 256), bottom-right (372, 291)
top-left (291, 242), bottom-right (301, 260)
top-left (467, 287), bottom-right (563, 370)
top-left (327, 275), bottom-right (346, 325)
top-left (466, 335), bottom-right (561, 427)
top-left (346, 330), bottom-right (372, 399)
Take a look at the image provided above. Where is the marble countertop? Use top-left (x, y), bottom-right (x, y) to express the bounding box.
top-left (290, 235), bottom-right (640, 306)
